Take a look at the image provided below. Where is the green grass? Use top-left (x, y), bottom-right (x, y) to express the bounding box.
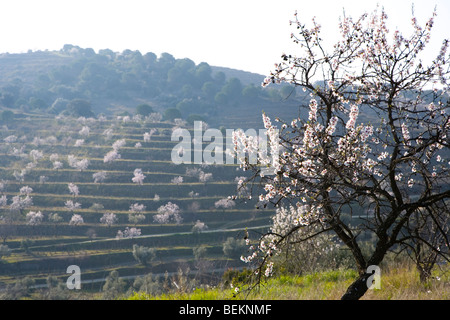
top-left (129, 287), bottom-right (228, 300)
top-left (126, 263), bottom-right (450, 300)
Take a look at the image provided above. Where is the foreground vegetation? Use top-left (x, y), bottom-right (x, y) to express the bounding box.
top-left (127, 261), bottom-right (449, 300)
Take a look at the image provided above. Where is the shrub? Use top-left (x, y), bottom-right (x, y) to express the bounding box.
top-left (132, 244), bottom-right (156, 266)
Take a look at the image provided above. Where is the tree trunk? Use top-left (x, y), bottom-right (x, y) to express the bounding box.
top-left (340, 272), bottom-right (372, 300)
top-left (418, 267), bottom-right (431, 283)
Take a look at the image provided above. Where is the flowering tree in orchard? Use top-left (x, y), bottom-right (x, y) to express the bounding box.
top-left (26, 211), bottom-right (44, 226)
top-left (214, 198), bottom-right (236, 211)
top-left (128, 203), bottom-right (146, 225)
top-left (69, 214), bottom-right (84, 226)
top-left (132, 168), bottom-right (146, 185)
top-left (116, 227), bottom-right (141, 239)
top-left (235, 7), bottom-right (449, 300)
top-left (171, 176), bottom-right (183, 185)
top-left (93, 171), bottom-right (107, 183)
top-left (153, 202), bottom-right (183, 224)
top-left (143, 129), bottom-right (157, 142)
top-left (68, 183), bottom-right (79, 197)
top-left (67, 155), bottom-right (90, 171)
top-left (65, 200), bottom-right (81, 212)
top-left (100, 212), bottom-right (118, 227)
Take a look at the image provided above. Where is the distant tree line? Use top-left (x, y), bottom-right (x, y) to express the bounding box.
top-left (0, 45), bottom-right (300, 123)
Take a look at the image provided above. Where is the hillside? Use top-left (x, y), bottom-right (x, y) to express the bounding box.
top-left (0, 45), bottom-right (313, 299)
top-left (0, 46), bottom-right (303, 129)
top-left (0, 112), bottom-right (277, 298)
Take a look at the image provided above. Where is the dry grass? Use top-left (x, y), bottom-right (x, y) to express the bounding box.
top-left (361, 263), bottom-right (450, 300)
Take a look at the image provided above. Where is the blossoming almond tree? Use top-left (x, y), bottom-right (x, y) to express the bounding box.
top-left (69, 213), bottom-right (84, 226)
top-left (132, 168), bottom-right (146, 185)
top-left (68, 183), bottom-right (79, 197)
top-left (93, 171), bottom-right (107, 183)
top-left (154, 202), bottom-right (183, 224)
top-left (100, 212), bottom-right (118, 227)
top-left (26, 211), bottom-right (44, 226)
top-left (236, 7), bottom-right (449, 300)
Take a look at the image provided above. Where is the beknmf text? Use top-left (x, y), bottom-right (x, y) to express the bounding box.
top-left (179, 303), bottom-right (272, 317)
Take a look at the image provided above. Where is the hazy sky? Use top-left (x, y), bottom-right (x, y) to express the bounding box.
top-left (0, 0), bottom-right (448, 75)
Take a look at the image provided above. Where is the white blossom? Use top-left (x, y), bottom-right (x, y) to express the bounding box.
top-left (103, 128), bottom-right (114, 140)
top-left (26, 211), bottom-right (44, 226)
top-left (171, 176), bottom-right (183, 185)
top-left (154, 202), bottom-right (182, 224)
top-left (74, 139), bottom-right (84, 147)
top-left (29, 149), bottom-right (43, 162)
top-left (100, 212), bottom-right (118, 227)
top-left (104, 150), bottom-right (121, 163)
top-left (69, 214), bottom-right (84, 226)
top-left (192, 220), bottom-right (208, 233)
top-left (214, 198), bottom-right (236, 210)
top-left (49, 153), bottom-right (59, 162)
top-left (79, 126), bottom-right (90, 137)
top-left (20, 186), bottom-right (33, 195)
top-left (67, 155), bottom-right (89, 171)
top-left (132, 168), bottom-right (146, 185)
top-left (116, 227), bottom-right (141, 239)
top-left (112, 139), bottom-right (126, 151)
top-left (93, 171), bottom-right (107, 183)
top-left (0, 195), bottom-right (7, 207)
top-left (4, 135), bottom-right (17, 143)
top-left (65, 200), bottom-right (81, 211)
top-left (53, 161), bottom-right (63, 170)
top-left (68, 183), bottom-right (79, 196)
top-left (129, 203), bottom-right (146, 213)
top-left (143, 129), bottom-right (156, 142)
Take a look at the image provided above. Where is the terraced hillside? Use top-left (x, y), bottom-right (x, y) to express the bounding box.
top-left (0, 113), bottom-right (273, 294)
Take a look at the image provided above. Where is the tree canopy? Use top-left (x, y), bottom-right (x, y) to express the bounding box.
top-left (136, 103), bottom-right (154, 116)
top-left (66, 99), bottom-right (94, 117)
top-left (0, 46), bottom-right (302, 126)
